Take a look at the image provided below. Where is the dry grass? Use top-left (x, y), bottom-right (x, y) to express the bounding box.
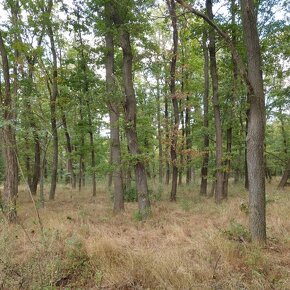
top-left (0, 179), bottom-right (290, 289)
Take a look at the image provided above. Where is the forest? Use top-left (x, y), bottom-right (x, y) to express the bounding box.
top-left (0, 0), bottom-right (289, 289)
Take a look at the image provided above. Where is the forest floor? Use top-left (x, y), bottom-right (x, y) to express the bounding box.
top-left (0, 179), bottom-right (290, 289)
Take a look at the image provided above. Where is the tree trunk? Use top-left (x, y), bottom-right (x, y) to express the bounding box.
top-left (179, 43), bottom-right (186, 186)
top-left (112, 6), bottom-right (151, 218)
top-left (223, 0), bottom-right (237, 196)
top-left (165, 93), bottom-right (170, 185)
top-left (62, 111), bottom-right (75, 188)
top-left (108, 147), bottom-right (113, 187)
top-left (25, 141), bottom-right (32, 189)
top-left (206, 0), bottom-right (225, 203)
top-left (156, 76), bottom-right (163, 183)
top-left (200, 28), bottom-right (210, 196)
top-left (245, 104), bottom-right (250, 189)
top-left (185, 92), bottom-right (192, 184)
top-left (175, 0), bottom-right (267, 244)
top-left (89, 129), bottom-right (96, 196)
top-left (24, 61), bottom-right (41, 195)
top-left (167, 0), bottom-right (179, 202)
top-left (179, 103), bottom-right (184, 186)
top-left (104, 3), bottom-right (124, 212)
top-left (47, 0), bottom-right (58, 200)
top-left (241, 0), bottom-right (266, 244)
top-left (0, 31), bottom-right (18, 222)
top-left (278, 106), bottom-right (288, 156)
top-left (76, 10), bottom-right (97, 196)
top-left (39, 132), bottom-right (48, 207)
top-left (78, 100), bottom-right (85, 191)
top-left (223, 127), bottom-right (232, 196)
top-left (278, 159), bottom-right (290, 189)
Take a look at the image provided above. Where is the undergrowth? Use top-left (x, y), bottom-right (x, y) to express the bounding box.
top-left (0, 180), bottom-right (289, 289)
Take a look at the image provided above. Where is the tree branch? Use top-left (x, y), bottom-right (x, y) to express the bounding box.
top-left (175, 0), bottom-right (254, 98)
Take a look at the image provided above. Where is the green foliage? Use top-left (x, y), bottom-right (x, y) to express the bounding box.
top-left (240, 202), bottom-right (249, 215)
top-left (124, 184), bottom-right (137, 202)
top-left (224, 220), bottom-right (251, 242)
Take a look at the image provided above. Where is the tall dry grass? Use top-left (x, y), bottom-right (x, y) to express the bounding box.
top-left (0, 179), bottom-right (289, 289)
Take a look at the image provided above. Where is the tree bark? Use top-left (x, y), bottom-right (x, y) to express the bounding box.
top-left (167, 0), bottom-right (179, 201)
top-left (0, 31), bottom-right (18, 222)
top-left (47, 0), bottom-right (59, 200)
top-left (278, 159), bottom-right (290, 189)
top-left (206, 0), bottom-right (225, 203)
top-left (156, 76), bottom-right (163, 183)
top-left (112, 5), bottom-right (151, 217)
top-left (24, 59), bottom-right (41, 195)
top-left (245, 103), bottom-right (250, 189)
top-left (185, 92), bottom-right (192, 184)
top-left (200, 28), bottom-right (210, 196)
top-left (62, 111), bottom-right (76, 188)
top-left (89, 125), bottom-right (97, 196)
top-left (165, 93), bottom-right (170, 185)
top-left (278, 106), bottom-right (288, 156)
top-left (241, 0), bottom-right (266, 244)
top-left (223, 0), bottom-right (237, 197)
top-left (104, 3), bottom-right (124, 212)
top-left (179, 105), bottom-right (184, 186)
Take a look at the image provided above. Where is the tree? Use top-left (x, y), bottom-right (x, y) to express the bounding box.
top-left (112, 1), bottom-right (151, 218)
top-left (240, 0), bottom-right (266, 244)
top-left (278, 159), bottom-right (290, 189)
top-left (200, 28), bottom-right (210, 196)
top-left (175, 0), bottom-right (267, 243)
top-left (104, 2), bottom-right (124, 213)
top-left (45, 0), bottom-right (59, 200)
top-left (166, 0), bottom-right (179, 201)
top-left (0, 31), bottom-right (18, 222)
top-left (206, 0), bottom-right (225, 203)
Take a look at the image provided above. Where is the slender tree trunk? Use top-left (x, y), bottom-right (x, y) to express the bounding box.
top-left (47, 1), bottom-right (58, 200)
top-left (24, 62), bottom-right (41, 195)
top-left (223, 0), bottom-right (237, 196)
top-left (165, 93), bottom-right (170, 185)
top-left (179, 42), bottom-right (186, 186)
top-left (179, 104), bottom-right (184, 186)
top-left (25, 140), bottom-right (32, 189)
top-left (78, 101), bottom-right (85, 191)
top-left (112, 6), bottom-right (150, 217)
top-left (39, 133), bottom-right (48, 207)
top-left (76, 12), bottom-right (97, 196)
top-left (167, 0), bottom-right (179, 201)
top-left (156, 76), bottom-right (163, 183)
top-left (244, 104), bottom-right (250, 189)
top-left (86, 107), bottom-right (97, 196)
top-left (241, 0), bottom-right (266, 244)
top-left (30, 130), bottom-right (41, 195)
top-left (223, 127), bottom-right (232, 196)
top-left (278, 159), bottom-right (290, 189)
top-left (62, 111), bottom-right (75, 188)
top-left (185, 93), bottom-right (192, 184)
top-left (206, 0), bottom-right (225, 202)
top-left (89, 129), bottom-right (96, 196)
top-left (200, 28), bottom-right (210, 196)
top-left (0, 31), bottom-right (18, 222)
top-left (19, 27), bottom-right (44, 196)
top-left (108, 147), bottom-right (113, 187)
top-left (278, 106), bottom-right (288, 156)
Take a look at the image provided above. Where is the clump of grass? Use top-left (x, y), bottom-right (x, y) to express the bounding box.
top-left (224, 219), bottom-right (251, 242)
